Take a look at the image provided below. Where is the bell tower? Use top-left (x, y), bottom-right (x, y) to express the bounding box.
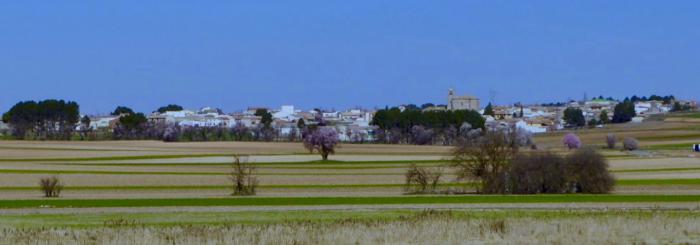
top-left (447, 89), bottom-right (454, 110)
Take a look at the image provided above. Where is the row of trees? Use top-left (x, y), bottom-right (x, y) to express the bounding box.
top-left (371, 107), bottom-right (485, 145)
top-left (562, 100), bottom-right (637, 127)
top-left (627, 94), bottom-right (675, 104)
top-left (579, 94), bottom-right (675, 104)
top-left (2, 100), bottom-right (80, 140)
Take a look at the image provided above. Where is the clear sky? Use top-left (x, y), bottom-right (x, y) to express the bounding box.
top-left (1, 1), bottom-right (698, 114)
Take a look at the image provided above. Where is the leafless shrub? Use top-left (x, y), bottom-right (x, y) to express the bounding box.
top-left (404, 165), bottom-right (443, 194)
top-left (410, 125), bottom-right (434, 145)
top-left (566, 147), bottom-right (615, 194)
top-left (508, 126), bottom-right (533, 148)
top-left (606, 134), bottom-right (616, 149)
top-left (623, 137), bottom-right (639, 151)
top-left (509, 151), bottom-right (569, 194)
top-left (161, 125), bottom-right (180, 142)
top-left (39, 176), bottom-right (63, 198)
top-left (452, 129), bottom-right (517, 194)
top-left (229, 155), bottom-right (258, 196)
top-left (388, 127), bottom-right (403, 144)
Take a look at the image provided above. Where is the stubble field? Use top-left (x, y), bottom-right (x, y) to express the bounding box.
top-left (1, 119), bottom-right (700, 243)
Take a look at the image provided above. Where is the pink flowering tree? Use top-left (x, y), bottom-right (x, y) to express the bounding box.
top-left (562, 133), bottom-right (582, 150)
top-left (303, 127), bottom-right (340, 160)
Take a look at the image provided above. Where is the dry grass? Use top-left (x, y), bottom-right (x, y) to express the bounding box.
top-left (1, 210), bottom-right (698, 244)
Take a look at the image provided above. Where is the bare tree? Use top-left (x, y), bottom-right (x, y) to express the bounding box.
top-left (442, 125), bottom-right (457, 145)
top-left (229, 155), bottom-right (258, 196)
top-left (623, 137), bottom-right (639, 151)
top-left (452, 129), bottom-right (518, 194)
top-left (404, 164), bottom-right (443, 194)
top-left (39, 176), bottom-right (63, 198)
top-left (411, 125), bottom-right (434, 145)
top-left (162, 124), bottom-right (180, 142)
top-left (388, 127), bottom-right (403, 144)
top-left (232, 122), bottom-right (250, 141)
top-left (606, 134), bottom-right (616, 149)
top-left (287, 126), bottom-right (298, 142)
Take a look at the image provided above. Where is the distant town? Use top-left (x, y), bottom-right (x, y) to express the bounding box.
top-left (0, 89), bottom-right (696, 143)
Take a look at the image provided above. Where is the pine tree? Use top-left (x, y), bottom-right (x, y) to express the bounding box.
top-left (483, 103), bottom-right (495, 116)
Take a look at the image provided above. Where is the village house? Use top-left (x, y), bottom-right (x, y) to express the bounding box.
top-left (89, 116), bottom-right (120, 130)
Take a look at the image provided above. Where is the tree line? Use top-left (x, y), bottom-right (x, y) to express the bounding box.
top-left (1, 100), bottom-right (80, 140)
top-left (371, 107), bottom-right (485, 145)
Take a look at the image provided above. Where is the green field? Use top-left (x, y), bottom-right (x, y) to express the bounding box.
top-left (1, 194), bottom-right (699, 209)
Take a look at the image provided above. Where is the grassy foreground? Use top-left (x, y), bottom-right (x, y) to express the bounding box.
top-left (2, 194), bottom-right (700, 209)
top-left (1, 209), bottom-right (699, 244)
top-left (0, 209), bottom-right (697, 228)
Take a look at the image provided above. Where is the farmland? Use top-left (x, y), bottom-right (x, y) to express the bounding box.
top-left (1, 120), bottom-right (700, 243)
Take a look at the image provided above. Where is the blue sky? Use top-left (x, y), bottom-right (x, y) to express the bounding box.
top-left (1, 1), bottom-right (698, 114)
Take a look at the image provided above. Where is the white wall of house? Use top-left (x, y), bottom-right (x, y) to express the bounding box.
top-left (89, 117), bottom-right (118, 130)
top-left (516, 120), bottom-right (547, 134)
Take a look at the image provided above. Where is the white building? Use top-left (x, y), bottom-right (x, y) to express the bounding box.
top-left (163, 110), bottom-right (195, 118)
top-left (515, 120), bottom-right (547, 134)
top-left (179, 114), bottom-right (232, 127)
top-left (89, 116), bottom-right (119, 130)
top-left (272, 105), bottom-right (297, 120)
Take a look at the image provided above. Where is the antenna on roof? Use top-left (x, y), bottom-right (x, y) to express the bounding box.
top-left (489, 90), bottom-right (497, 104)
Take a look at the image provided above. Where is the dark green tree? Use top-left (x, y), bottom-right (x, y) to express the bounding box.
top-left (612, 101), bottom-right (636, 123)
top-left (80, 115), bottom-right (91, 127)
top-left (562, 107), bottom-right (585, 127)
top-left (671, 102), bottom-right (693, 112)
top-left (588, 118), bottom-right (598, 128)
top-left (111, 106), bottom-right (134, 116)
top-left (371, 107), bottom-right (485, 144)
top-left (420, 103), bottom-right (435, 109)
top-left (599, 110), bottom-right (610, 124)
top-left (79, 115), bottom-right (92, 140)
top-left (118, 113), bottom-right (147, 131)
top-left (156, 104), bottom-right (183, 113)
top-left (2, 101), bottom-right (39, 138)
top-left (403, 104), bottom-right (420, 111)
top-left (254, 109), bottom-right (273, 129)
top-left (296, 118), bottom-right (306, 129)
top-left (483, 103), bottom-right (495, 116)
top-left (2, 99), bottom-right (79, 139)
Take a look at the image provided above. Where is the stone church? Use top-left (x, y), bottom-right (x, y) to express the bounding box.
top-left (447, 89), bottom-right (480, 110)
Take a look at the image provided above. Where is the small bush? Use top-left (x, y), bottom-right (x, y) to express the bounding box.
top-left (566, 147), bottom-right (615, 194)
top-left (39, 176), bottom-right (63, 198)
top-left (405, 164), bottom-right (443, 194)
top-left (606, 134), bottom-right (616, 149)
top-left (229, 155), bottom-right (258, 196)
top-left (623, 137), bottom-right (639, 151)
top-left (562, 133), bottom-right (581, 150)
